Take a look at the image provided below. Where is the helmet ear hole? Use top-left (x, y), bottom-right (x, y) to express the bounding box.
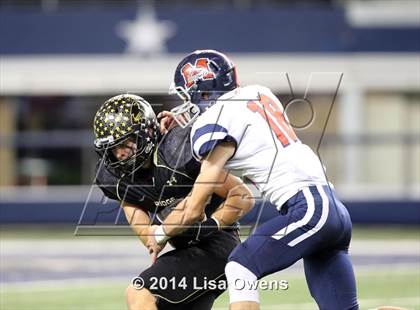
top-left (200, 92), bottom-right (208, 100)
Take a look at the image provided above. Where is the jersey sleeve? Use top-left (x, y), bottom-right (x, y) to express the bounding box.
top-left (159, 126), bottom-right (201, 178)
top-left (190, 102), bottom-right (246, 161)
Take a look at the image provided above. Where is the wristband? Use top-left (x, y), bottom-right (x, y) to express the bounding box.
top-left (154, 225), bottom-right (170, 245)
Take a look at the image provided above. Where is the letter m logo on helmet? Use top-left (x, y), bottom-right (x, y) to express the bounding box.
top-left (181, 58), bottom-right (216, 89)
top-left (169, 50), bottom-right (238, 127)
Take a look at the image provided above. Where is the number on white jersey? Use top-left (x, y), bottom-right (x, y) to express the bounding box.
top-left (247, 94), bottom-right (298, 147)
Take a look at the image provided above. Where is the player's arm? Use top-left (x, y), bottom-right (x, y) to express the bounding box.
top-left (155, 141), bottom-right (253, 240)
top-left (121, 201), bottom-right (151, 247)
top-left (174, 172), bottom-right (254, 245)
top-left (212, 173), bottom-right (254, 228)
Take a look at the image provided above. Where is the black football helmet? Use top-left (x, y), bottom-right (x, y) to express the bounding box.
top-left (169, 49), bottom-right (238, 127)
top-left (93, 94), bottom-right (159, 173)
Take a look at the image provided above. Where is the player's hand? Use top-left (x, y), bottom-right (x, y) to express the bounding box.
top-left (157, 111), bottom-right (177, 134)
top-left (149, 242), bottom-right (165, 265)
top-left (146, 225), bottom-right (166, 264)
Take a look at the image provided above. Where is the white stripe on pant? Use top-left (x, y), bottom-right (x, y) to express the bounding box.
top-left (271, 185), bottom-right (329, 247)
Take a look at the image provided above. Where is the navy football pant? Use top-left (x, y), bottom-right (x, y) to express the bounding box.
top-left (229, 185), bottom-right (358, 309)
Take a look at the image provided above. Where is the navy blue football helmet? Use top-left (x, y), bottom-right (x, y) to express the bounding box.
top-left (169, 49), bottom-right (238, 127)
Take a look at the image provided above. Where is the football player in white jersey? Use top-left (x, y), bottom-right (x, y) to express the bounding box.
top-left (148, 50), bottom-right (358, 310)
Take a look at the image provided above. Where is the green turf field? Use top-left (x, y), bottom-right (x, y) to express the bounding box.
top-left (1, 269), bottom-right (419, 309)
top-left (1, 224), bottom-right (419, 240)
top-left (1, 225), bottom-right (419, 309)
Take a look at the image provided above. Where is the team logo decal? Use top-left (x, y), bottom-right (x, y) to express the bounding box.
top-left (131, 102), bottom-right (144, 124)
top-left (181, 58), bottom-right (216, 88)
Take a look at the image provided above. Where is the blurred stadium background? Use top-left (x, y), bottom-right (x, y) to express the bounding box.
top-left (0, 0), bottom-right (419, 309)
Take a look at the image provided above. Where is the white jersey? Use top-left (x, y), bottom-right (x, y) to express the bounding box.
top-left (191, 85), bottom-right (328, 209)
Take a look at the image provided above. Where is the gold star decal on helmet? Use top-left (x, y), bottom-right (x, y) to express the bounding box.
top-left (94, 94), bottom-right (158, 160)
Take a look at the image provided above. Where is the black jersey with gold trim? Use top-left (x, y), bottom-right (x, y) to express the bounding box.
top-left (95, 126), bottom-right (220, 220)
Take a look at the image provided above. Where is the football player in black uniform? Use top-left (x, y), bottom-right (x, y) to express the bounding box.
top-left (93, 94), bottom-right (254, 310)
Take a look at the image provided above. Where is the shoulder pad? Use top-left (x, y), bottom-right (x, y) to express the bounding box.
top-left (156, 126), bottom-right (196, 169)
